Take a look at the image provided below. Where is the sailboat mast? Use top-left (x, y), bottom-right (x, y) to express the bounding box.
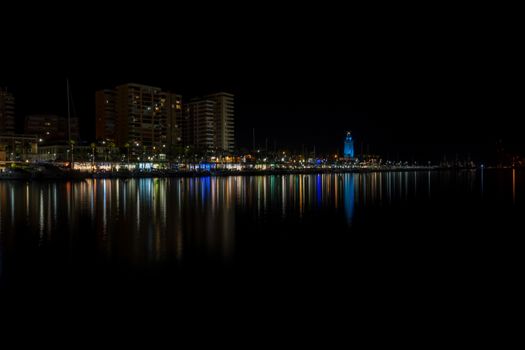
top-left (67, 79), bottom-right (71, 147)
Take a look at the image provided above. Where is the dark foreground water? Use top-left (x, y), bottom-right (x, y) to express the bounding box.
top-left (0, 170), bottom-right (523, 317)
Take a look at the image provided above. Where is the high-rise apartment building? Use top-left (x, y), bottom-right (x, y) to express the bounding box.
top-left (165, 93), bottom-right (183, 150)
top-left (207, 92), bottom-right (235, 153)
top-left (183, 92), bottom-right (235, 153)
top-left (95, 89), bottom-right (116, 141)
top-left (96, 83), bottom-right (183, 151)
top-left (184, 98), bottom-right (217, 151)
top-left (0, 88), bottom-right (15, 135)
top-left (96, 84), bottom-right (234, 155)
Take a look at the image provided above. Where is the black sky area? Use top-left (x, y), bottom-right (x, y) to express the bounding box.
top-left (1, 5), bottom-right (522, 160)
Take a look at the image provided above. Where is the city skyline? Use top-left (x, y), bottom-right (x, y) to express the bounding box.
top-left (0, 6), bottom-right (522, 160)
top-left (0, 78), bottom-right (522, 162)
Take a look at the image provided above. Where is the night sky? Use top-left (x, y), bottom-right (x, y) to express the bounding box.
top-left (1, 5), bottom-right (521, 160)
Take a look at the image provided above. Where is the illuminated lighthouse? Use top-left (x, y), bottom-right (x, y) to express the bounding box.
top-left (344, 131), bottom-right (354, 159)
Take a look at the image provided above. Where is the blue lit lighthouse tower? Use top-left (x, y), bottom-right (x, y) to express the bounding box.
top-left (344, 131), bottom-right (354, 159)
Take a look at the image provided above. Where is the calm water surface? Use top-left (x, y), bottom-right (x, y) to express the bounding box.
top-left (0, 170), bottom-right (523, 296)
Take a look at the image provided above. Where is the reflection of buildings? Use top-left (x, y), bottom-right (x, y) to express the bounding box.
top-left (344, 131), bottom-right (354, 159)
top-left (24, 114), bottom-right (79, 144)
top-left (0, 88), bottom-right (15, 135)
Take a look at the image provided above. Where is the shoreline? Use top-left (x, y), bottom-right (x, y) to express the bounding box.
top-left (1, 166), bottom-right (515, 181)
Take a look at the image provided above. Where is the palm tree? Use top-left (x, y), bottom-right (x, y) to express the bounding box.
top-left (90, 142), bottom-right (96, 171)
top-left (124, 142), bottom-right (130, 167)
top-left (109, 141), bottom-right (116, 162)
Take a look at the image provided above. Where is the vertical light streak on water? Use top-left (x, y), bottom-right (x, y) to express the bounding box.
top-left (282, 175), bottom-right (287, 218)
top-left (257, 176), bottom-right (262, 216)
top-left (136, 183), bottom-right (141, 233)
top-left (317, 174), bottom-right (322, 208)
top-left (512, 169), bottom-right (516, 205)
top-left (175, 179), bottom-right (183, 262)
top-left (39, 188), bottom-right (44, 244)
top-left (66, 182), bottom-right (71, 234)
top-left (89, 180), bottom-right (95, 227)
top-left (398, 172), bottom-right (402, 200)
top-left (404, 172), bottom-right (408, 200)
top-left (361, 174), bottom-right (368, 206)
top-left (53, 184), bottom-right (58, 229)
top-left (263, 176), bottom-right (267, 213)
top-left (10, 186), bottom-right (15, 224)
top-left (47, 186), bottom-right (52, 236)
top-left (102, 179), bottom-right (107, 239)
top-left (116, 179), bottom-right (120, 218)
top-left (379, 172), bottom-right (383, 203)
top-left (299, 175), bottom-right (303, 218)
top-left (211, 177), bottom-right (217, 217)
top-left (122, 179), bottom-right (127, 218)
top-left (334, 174), bottom-right (338, 209)
top-left (414, 171), bottom-right (417, 197)
top-left (428, 171), bottom-right (431, 199)
top-left (344, 174), bottom-right (355, 226)
top-left (25, 183), bottom-right (29, 219)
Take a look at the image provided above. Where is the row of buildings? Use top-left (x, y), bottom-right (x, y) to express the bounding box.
top-left (96, 83), bottom-right (234, 153)
top-left (1, 84), bottom-right (235, 162)
top-left (1, 88), bottom-right (80, 142)
top-left (1, 87), bottom-right (81, 161)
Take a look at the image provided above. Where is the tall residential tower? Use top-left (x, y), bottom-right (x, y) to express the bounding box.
top-left (183, 92), bottom-right (234, 153)
top-left (96, 83), bottom-right (183, 152)
top-left (0, 88), bottom-right (15, 135)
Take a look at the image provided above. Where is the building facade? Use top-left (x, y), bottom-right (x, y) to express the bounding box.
top-left (183, 92), bottom-right (235, 153)
top-left (184, 98), bottom-right (217, 152)
top-left (0, 134), bottom-right (39, 162)
top-left (115, 84), bottom-right (165, 148)
top-left (207, 92), bottom-right (235, 153)
top-left (0, 88), bottom-right (15, 135)
top-left (165, 92), bottom-right (183, 152)
top-left (95, 84), bottom-right (234, 156)
top-left (24, 114), bottom-right (79, 144)
top-left (95, 89), bottom-right (116, 141)
top-left (96, 84), bottom-right (183, 154)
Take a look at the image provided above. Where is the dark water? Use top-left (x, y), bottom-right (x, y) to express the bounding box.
top-left (0, 170), bottom-right (523, 314)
